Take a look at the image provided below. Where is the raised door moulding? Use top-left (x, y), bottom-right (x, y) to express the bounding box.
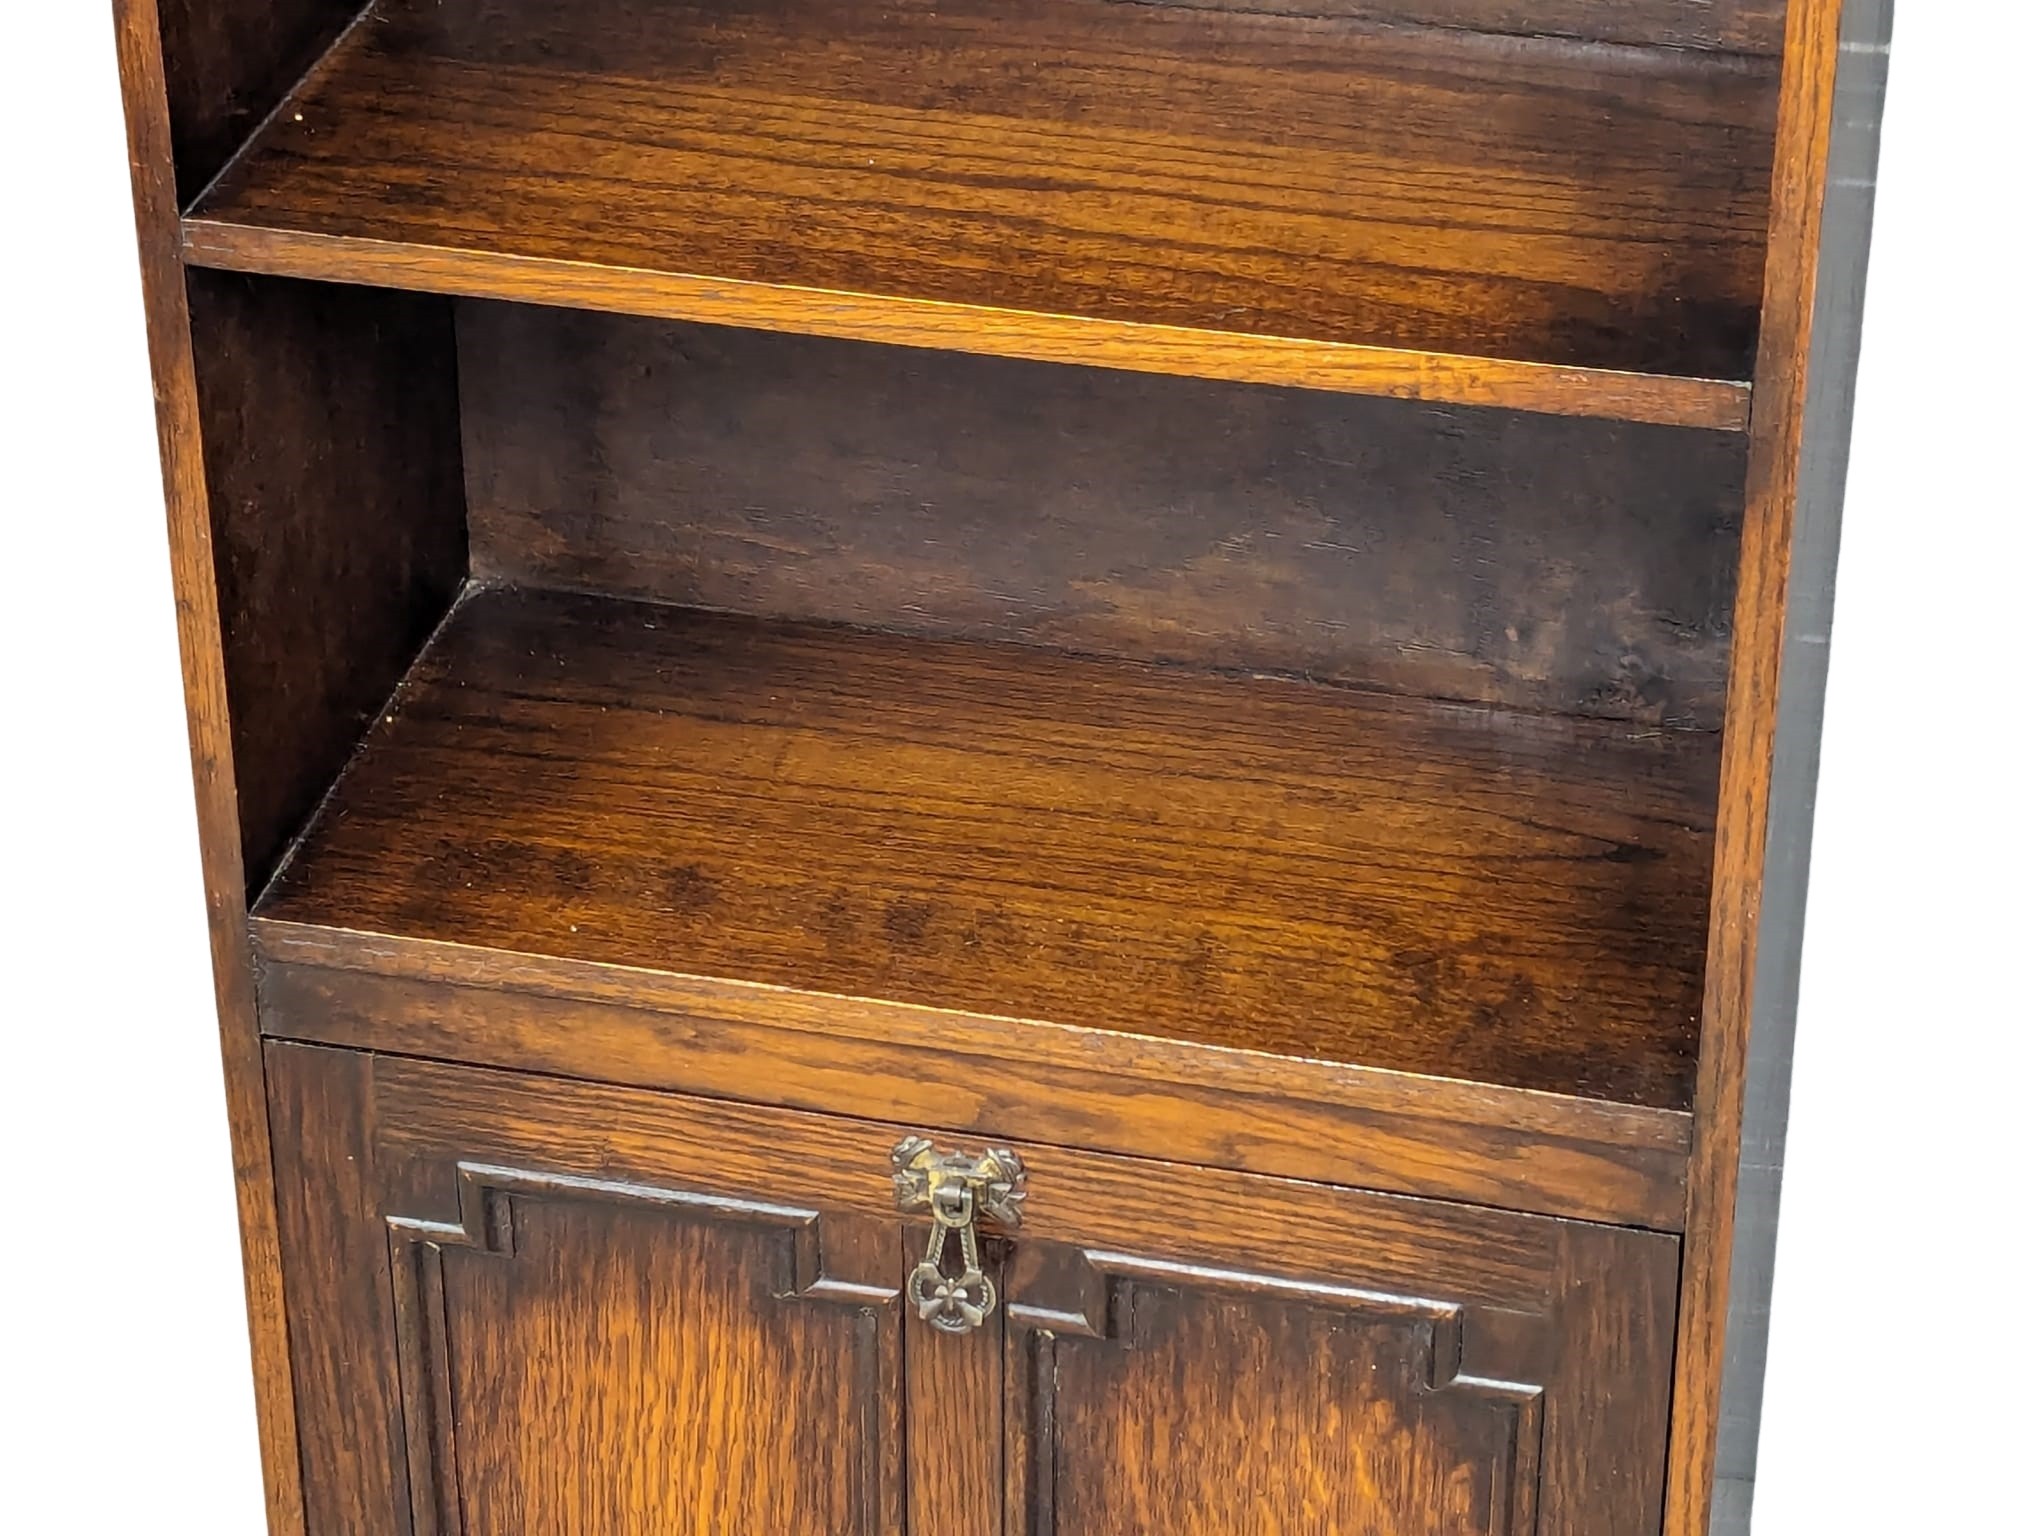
top-left (384, 1163), bottom-right (905, 1536)
top-left (1004, 1246), bottom-right (1545, 1536)
top-left (381, 1159), bottom-right (1548, 1536)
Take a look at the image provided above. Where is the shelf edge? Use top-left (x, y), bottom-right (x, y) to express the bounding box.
top-left (250, 918), bottom-right (1695, 1232)
top-left (183, 218), bottom-right (1755, 433)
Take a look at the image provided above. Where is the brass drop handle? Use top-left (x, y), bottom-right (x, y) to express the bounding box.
top-left (891, 1137), bottom-right (1026, 1333)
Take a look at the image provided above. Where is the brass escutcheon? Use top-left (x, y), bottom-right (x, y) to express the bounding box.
top-left (891, 1138), bottom-right (1026, 1333)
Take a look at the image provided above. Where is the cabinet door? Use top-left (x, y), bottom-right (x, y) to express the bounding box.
top-left (267, 1042), bottom-right (1676, 1536)
top-left (268, 1043), bottom-right (907, 1536)
top-left (995, 1192), bottom-right (1676, 1536)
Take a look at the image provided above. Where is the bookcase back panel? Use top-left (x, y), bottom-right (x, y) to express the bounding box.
top-left (154, 0), bottom-right (363, 202)
top-left (187, 271), bottom-right (470, 892)
top-left (1106, 0), bottom-right (1787, 54)
top-left (461, 304), bottom-right (1746, 727)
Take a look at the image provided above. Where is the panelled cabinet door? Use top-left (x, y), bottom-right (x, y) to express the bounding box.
top-left (386, 1167), bottom-right (900, 1534)
top-left (268, 1044), bottom-right (908, 1536)
top-left (267, 1042), bottom-right (1677, 1536)
top-left (994, 1199), bottom-right (1678, 1536)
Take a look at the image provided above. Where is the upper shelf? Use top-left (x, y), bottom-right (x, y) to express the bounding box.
top-left (183, 0), bottom-right (1778, 429)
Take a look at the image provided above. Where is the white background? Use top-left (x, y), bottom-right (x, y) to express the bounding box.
top-left (1, 5), bottom-right (2030, 1528)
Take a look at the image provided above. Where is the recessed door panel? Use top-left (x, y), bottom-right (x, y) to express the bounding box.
top-left (1038, 1286), bottom-right (1533, 1535)
top-left (392, 1178), bottom-right (898, 1535)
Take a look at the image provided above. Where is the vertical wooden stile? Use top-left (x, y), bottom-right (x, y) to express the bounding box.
top-left (108, 2), bottom-right (307, 1530)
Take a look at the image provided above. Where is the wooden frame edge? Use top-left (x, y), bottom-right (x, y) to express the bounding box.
top-left (249, 920), bottom-right (1693, 1231)
top-left (179, 220), bottom-right (1755, 432)
top-left (1669, 0), bottom-right (1886, 1530)
top-left (110, 4), bottom-right (307, 1531)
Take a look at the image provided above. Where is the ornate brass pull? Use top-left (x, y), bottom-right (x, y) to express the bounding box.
top-left (891, 1138), bottom-right (1026, 1333)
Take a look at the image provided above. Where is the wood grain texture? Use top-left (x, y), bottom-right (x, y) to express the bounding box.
top-left (109, 5), bottom-right (305, 1530)
top-left (1668, 1), bottom-right (1850, 1531)
top-left (181, 0), bottom-right (1777, 422)
top-left (430, 1201), bottom-right (890, 1534)
top-left (1541, 1224), bottom-right (1681, 1536)
top-left (907, 1260), bottom-right (1005, 1536)
top-left (259, 1044), bottom-right (1672, 1533)
top-left (253, 946), bottom-right (1693, 1230)
top-left (372, 1054), bottom-right (1570, 1310)
top-left (186, 271), bottom-right (468, 891)
top-left (154, 0), bottom-right (361, 200)
top-left (1037, 1288), bottom-right (1534, 1534)
top-left (265, 1046), bottom-right (406, 1534)
top-left (368, 1052), bottom-right (1680, 1532)
top-left (253, 584), bottom-right (1718, 1110)
top-left (462, 306), bottom-right (1748, 727)
top-left (266, 1044), bottom-right (908, 1535)
top-left (268, 1046), bottom-right (1676, 1535)
top-left (1710, 2), bottom-right (1887, 1520)
top-left (1106, 0), bottom-right (1787, 54)
top-left (1000, 1232), bottom-right (1674, 1536)
top-left (182, 226), bottom-right (1752, 430)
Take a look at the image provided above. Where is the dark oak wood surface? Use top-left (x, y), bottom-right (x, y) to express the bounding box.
top-left (1030, 1288), bottom-right (1539, 1533)
top-left (268, 1042), bottom-right (1682, 1536)
top-left (907, 1276), bottom-right (1003, 1536)
top-left (253, 946), bottom-right (1693, 1230)
top-left (187, 272), bottom-right (468, 891)
top-left (1109, 0), bottom-right (1787, 53)
top-left (267, 1049), bottom-right (398, 1534)
top-left (1669, 0), bottom-right (1851, 1529)
top-left (462, 305), bottom-right (1748, 728)
top-left (112, 4), bottom-right (309, 1529)
top-left (435, 1202), bottom-right (892, 1532)
top-left (183, 0), bottom-right (1776, 424)
top-left (266, 1044), bottom-right (907, 1535)
top-left (254, 584), bottom-right (1718, 1110)
top-left (155, 0), bottom-right (359, 200)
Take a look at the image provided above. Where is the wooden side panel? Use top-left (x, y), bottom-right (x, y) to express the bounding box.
top-left (1671, 0), bottom-right (1860, 1530)
top-left (186, 270), bottom-right (468, 892)
top-left (155, 0), bottom-right (363, 201)
top-left (110, 4), bottom-right (307, 1529)
top-left (1108, 0), bottom-right (1787, 54)
top-left (461, 307), bottom-right (1747, 726)
top-left (1710, 3), bottom-right (1888, 1526)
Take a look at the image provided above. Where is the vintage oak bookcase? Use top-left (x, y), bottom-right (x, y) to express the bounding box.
top-left (112, 0), bottom-right (1886, 1530)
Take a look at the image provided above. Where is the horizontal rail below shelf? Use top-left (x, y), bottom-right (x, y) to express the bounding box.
top-left (250, 920), bottom-right (1696, 1233)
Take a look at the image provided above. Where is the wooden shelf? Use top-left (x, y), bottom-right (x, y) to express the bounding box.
top-left (183, 0), bottom-right (1775, 429)
top-left (252, 585), bottom-right (1719, 1111)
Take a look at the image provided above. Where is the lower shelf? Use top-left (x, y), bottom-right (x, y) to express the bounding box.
top-left (253, 585), bottom-right (1717, 1114)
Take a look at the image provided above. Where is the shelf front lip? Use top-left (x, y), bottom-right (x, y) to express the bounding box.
top-left (181, 217), bottom-right (1755, 433)
top-left (250, 917), bottom-right (1695, 1232)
